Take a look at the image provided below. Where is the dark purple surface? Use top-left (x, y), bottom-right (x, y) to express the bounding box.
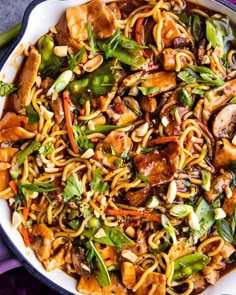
top-left (0, 0), bottom-right (235, 293)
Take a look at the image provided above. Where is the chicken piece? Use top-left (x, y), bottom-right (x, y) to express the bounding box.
top-left (213, 139), bottom-right (236, 169)
top-left (204, 172), bottom-right (233, 203)
top-left (135, 272), bottom-right (166, 295)
top-left (121, 261), bottom-right (136, 289)
top-left (191, 273), bottom-right (208, 294)
top-left (0, 147), bottom-right (18, 193)
top-left (0, 127), bottom-right (36, 142)
top-left (220, 242), bottom-right (235, 258)
top-left (168, 238), bottom-right (196, 261)
top-left (133, 142), bottom-right (180, 186)
top-left (202, 255), bottom-right (225, 286)
top-left (94, 131), bottom-right (132, 170)
top-left (141, 71), bottom-right (177, 95)
top-left (77, 274), bottom-right (127, 295)
top-left (91, 115), bottom-right (106, 126)
top-left (212, 104), bottom-right (236, 138)
top-left (49, 98), bottom-right (64, 124)
top-left (17, 46), bottom-right (41, 107)
top-left (162, 48), bottom-right (177, 71)
top-left (125, 187), bottom-right (151, 206)
top-left (43, 247), bottom-right (65, 271)
top-left (123, 71), bottom-right (143, 88)
top-left (222, 187), bottom-right (236, 214)
top-left (96, 91), bottom-right (116, 112)
top-left (106, 96), bottom-right (140, 126)
top-left (66, 0), bottom-right (116, 41)
top-left (0, 112), bottom-right (38, 133)
top-left (77, 275), bottom-right (101, 295)
top-left (203, 79), bottom-right (236, 124)
top-left (139, 96), bottom-right (157, 113)
top-left (95, 243), bottom-right (117, 268)
top-left (161, 11), bottom-right (189, 48)
top-left (55, 15), bottom-right (82, 51)
top-left (32, 224), bottom-right (54, 262)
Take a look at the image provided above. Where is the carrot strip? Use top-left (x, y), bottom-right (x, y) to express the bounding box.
top-left (106, 209), bottom-right (161, 223)
top-left (147, 136), bottom-right (179, 146)
top-left (135, 8), bottom-right (149, 58)
top-left (9, 180), bottom-right (18, 195)
top-left (63, 91), bottom-right (79, 153)
top-left (20, 225), bottom-right (31, 247)
top-left (22, 207), bottom-right (29, 221)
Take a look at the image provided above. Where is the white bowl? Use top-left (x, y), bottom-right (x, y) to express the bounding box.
top-left (0, 0), bottom-right (235, 294)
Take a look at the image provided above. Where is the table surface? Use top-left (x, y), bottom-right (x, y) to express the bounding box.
top-left (0, 0), bottom-right (236, 294)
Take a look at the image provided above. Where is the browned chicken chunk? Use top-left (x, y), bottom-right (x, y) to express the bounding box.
top-left (213, 139), bottom-right (236, 169)
top-left (66, 0), bottom-right (116, 41)
top-left (222, 186), bottom-right (236, 214)
top-left (133, 142), bottom-right (180, 186)
top-left (17, 46), bottom-right (41, 107)
top-left (0, 147), bottom-right (18, 196)
top-left (125, 187), bottom-right (150, 206)
top-left (141, 71), bottom-right (177, 96)
top-left (121, 261), bottom-right (136, 289)
top-left (0, 112), bottom-right (38, 133)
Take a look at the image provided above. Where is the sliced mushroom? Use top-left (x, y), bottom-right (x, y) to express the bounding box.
top-left (214, 138), bottom-right (236, 169)
top-left (212, 104), bottom-right (236, 138)
top-left (203, 79), bottom-right (236, 124)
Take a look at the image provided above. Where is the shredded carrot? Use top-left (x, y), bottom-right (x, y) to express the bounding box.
top-left (106, 209), bottom-right (161, 223)
top-left (9, 180), bottom-right (18, 195)
top-left (147, 136), bottom-right (179, 146)
top-left (135, 8), bottom-right (149, 58)
top-left (22, 207), bottom-right (29, 221)
top-left (63, 90), bottom-right (79, 153)
top-left (90, 137), bottom-right (100, 143)
top-left (20, 225), bottom-right (31, 247)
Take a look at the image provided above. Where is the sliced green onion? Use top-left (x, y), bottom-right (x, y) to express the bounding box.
top-left (47, 70), bottom-right (73, 96)
top-left (170, 204), bottom-right (192, 218)
top-left (145, 196), bottom-right (159, 208)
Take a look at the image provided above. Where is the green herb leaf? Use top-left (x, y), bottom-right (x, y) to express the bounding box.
top-left (63, 172), bottom-right (83, 202)
top-left (201, 170), bottom-right (211, 191)
top-left (25, 105), bottom-right (39, 125)
top-left (17, 141), bottom-right (41, 166)
top-left (178, 88), bottom-right (193, 107)
top-left (161, 214), bottom-right (177, 245)
top-left (39, 143), bottom-right (53, 156)
top-left (86, 20), bottom-right (96, 56)
top-left (20, 182), bottom-right (57, 193)
top-left (68, 46), bottom-right (86, 70)
top-left (73, 125), bottom-right (93, 153)
top-left (0, 81), bottom-right (17, 96)
top-left (216, 219), bottom-right (234, 243)
top-left (138, 86), bottom-right (158, 95)
top-left (90, 168), bottom-right (109, 193)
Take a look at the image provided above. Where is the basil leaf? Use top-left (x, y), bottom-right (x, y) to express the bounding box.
top-left (90, 168), bottom-right (109, 193)
top-left (0, 81), bottom-right (17, 96)
top-left (25, 105), bottom-right (39, 125)
top-left (216, 219), bottom-right (234, 244)
top-left (63, 172), bottom-right (83, 202)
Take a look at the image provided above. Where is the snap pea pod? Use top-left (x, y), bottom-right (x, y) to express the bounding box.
top-left (68, 59), bottom-right (117, 104)
top-left (84, 124), bottom-right (129, 135)
top-left (88, 240), bottom-right (111, 287)
top-left (173, 253), bottom-right (210, 281)
top-left (17, 141), bottom-right (41, 166)
top-left (38, 34), bottom-right (64, 77)
top-left (191, 198), bottom-right (215, 243)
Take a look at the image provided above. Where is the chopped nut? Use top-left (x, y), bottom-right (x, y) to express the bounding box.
top-left (83, 55), bottom-right (103, 72)
top-left (214, 208), bottom-right (226, 220)
top-left (94, 228), bottom-right (106, 239)
top-left (121, 249), bottom-right (138, 263)
top-left (81, 148), bottom-right (95, 159)
top-left (161, 116), bottom-right (169, 127)
top-left (53, 46), bottom-right (68, 57)
top-left (225, 185), bottom-right (232, 199)
top-left (125, 226), bottom-right (136, 238)
top-left (188, 211), bottom-right (200, 230)
top-left (135, 122), bottom-right (149, 137)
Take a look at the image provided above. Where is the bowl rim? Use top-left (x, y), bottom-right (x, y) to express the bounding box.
top-left (0, 0), bottom-right (236, 294)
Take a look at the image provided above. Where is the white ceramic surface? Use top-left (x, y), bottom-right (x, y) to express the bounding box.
top-left (0, 0), bottom-right (235, 294)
